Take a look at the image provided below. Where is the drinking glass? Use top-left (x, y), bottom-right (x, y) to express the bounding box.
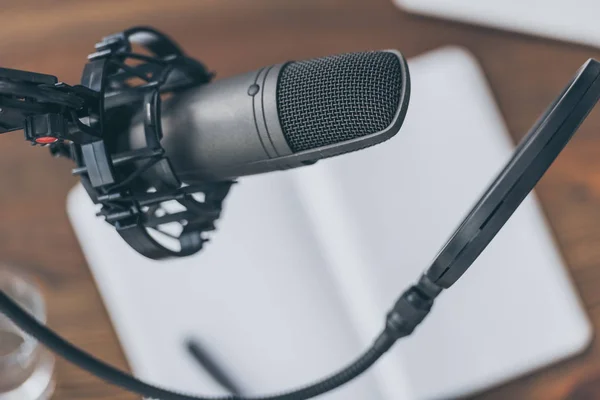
top-left (0, 268), bottom-right (55, 400)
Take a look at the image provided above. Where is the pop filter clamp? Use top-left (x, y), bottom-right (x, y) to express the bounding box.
top-left (1, 26), bottom-right (600, 400)
top-left (0, 26), bottom-right (232, 260)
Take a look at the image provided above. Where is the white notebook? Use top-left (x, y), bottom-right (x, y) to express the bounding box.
top-left (67, 47), bottom-right (592, 400)
top-left (394, 0), bottom-right (600, 48)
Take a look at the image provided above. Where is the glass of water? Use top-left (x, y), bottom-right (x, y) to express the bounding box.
top-left (0, 268), bottom-right (55, 400)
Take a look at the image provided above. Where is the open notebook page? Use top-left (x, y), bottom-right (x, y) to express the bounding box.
top-left (67, 173), bottom-right (384, 399)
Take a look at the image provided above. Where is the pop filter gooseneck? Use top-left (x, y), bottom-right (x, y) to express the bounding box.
top-left (0, 284), bottom-right (431, 400)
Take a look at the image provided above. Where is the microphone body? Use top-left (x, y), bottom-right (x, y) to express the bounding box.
top-left (130, 50), bottom-right (410, 183)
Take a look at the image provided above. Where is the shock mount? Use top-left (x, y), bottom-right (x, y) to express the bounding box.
top-left (0, 27), bottom-right (232, 259)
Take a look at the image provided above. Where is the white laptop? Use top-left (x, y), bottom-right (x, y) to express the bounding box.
top-left (67, 47), bottom-right (592, 400)
top-left (394, 0), bottom-right (600, 48)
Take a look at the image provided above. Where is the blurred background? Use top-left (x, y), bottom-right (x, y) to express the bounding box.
top-left (2, 0), bottom-right (600, 399)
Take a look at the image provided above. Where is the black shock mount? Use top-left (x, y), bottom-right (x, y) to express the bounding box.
top-left (0, 27), bottom-right (233, 259)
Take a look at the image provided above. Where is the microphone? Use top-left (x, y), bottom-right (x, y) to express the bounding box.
top-left (129, 50), bottom-right (410, 183)
top-left (0, 28), bottom-right (411, 258)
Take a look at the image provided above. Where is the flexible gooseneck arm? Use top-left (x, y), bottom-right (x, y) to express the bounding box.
top-left (0, 275), bottom-right (439, 400)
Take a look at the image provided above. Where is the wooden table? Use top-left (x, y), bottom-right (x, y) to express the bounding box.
top-left (1, 0), bottom-right (600, 398)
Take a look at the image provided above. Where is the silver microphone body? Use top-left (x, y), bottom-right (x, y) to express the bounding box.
top-left (130, 50), bottom-right (410, 183)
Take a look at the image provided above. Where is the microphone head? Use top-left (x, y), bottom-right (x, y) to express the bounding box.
top-left (277, 50), bottom-right (410, 154)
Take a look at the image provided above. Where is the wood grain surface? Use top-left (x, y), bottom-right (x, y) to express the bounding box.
top-left (1, 0), bottom-right (600, 399)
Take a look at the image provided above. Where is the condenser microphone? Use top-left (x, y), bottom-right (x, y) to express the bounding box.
top-left (129, 50), bottom-right (411, 183)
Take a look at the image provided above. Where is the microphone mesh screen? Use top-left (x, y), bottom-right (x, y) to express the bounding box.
top-left (276, 51), bottom-right (403, 153)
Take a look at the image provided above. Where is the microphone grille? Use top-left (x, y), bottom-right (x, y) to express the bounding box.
top-left (276, 51), bottom-right (404, 153)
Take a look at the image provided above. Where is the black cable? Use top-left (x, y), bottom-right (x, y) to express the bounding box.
top-left (0, 289), bottom-right (401, 400)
